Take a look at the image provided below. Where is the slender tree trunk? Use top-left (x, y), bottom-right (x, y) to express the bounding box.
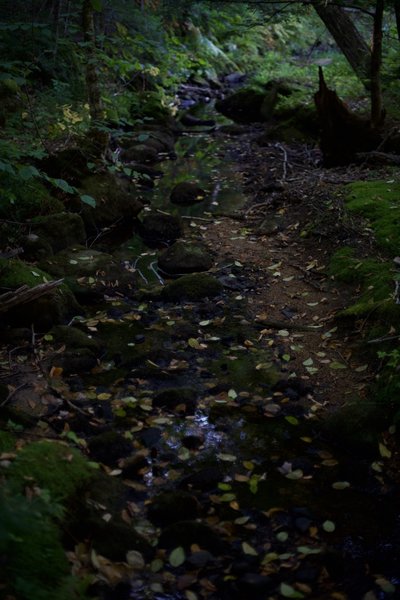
top-left (394, 0), bottom-right (400, 41)
top-left (370, 0), bottom-right (385, 128)
top-left (312, 1), bottom-right (371, 89)
top-left (82, 0), bottom-right (108, 155)
top-left (52, 0), bottom-right (62, 62)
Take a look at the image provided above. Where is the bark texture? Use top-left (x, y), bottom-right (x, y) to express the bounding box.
top-left (313, 2), bottom-right (371, 88)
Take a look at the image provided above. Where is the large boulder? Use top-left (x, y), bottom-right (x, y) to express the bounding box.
top-left (78, 173), bottom-right (143, 232)
top-left (0, 258), bottom-right (79, 330)
top-left (38, 245), bottom-right (133, 297)
top-left (216, 89), bottom-right (266, 123)
top-left (162, 272), bottom-right (222, 301)
top-left (29, 212), bottom-right (86, 253)
top-left (158, 240), bottom-right (214, 275)
top-left (139, 212), bottom-right (183, 247)
top-left (170, 182), bottom-right (206, 206)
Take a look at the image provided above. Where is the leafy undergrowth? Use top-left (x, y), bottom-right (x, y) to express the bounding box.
top-left (329, 180), bottom-right (400, 431)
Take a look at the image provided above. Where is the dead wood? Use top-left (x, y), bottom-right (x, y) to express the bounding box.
top-left (355, 151), bottom-right (400, 166)
top-left (0, 279), bottom-right (64, 313)
top-left (314, 67), bottom-right (382, 166)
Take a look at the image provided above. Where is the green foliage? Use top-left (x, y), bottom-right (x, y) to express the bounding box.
top-left (0, 484), bottom-right (89, 600)
top-left (8, 440), bottom-right (94, 502)
top-left (345, 180), bottom-right (400, 254)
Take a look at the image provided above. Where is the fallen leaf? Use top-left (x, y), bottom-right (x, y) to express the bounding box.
top-left (169, 546), bottom-right (186, 567)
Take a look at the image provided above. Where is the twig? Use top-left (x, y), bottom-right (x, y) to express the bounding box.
top-left (367, 334), bottom-right (400, 344)
top-left (255, 319), bottom-right (323, 332)
top-left (1, 383), bottom-right (28, 407)
top-left (275, 143), bottom-right (288, 181)
top-left (0, 279), bottom-right (64, 313)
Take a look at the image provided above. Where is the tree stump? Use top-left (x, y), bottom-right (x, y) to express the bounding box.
top-left (314, 67), bottom-right (381, 166)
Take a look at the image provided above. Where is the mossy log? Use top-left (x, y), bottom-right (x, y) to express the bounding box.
top-left (0, 279), bottom-right (64, 313)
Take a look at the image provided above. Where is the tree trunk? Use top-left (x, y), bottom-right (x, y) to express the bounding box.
top-left (395, 0), bottom-right (400, 41)
top-left (370, 0), bottom-right (385, 128)
top-left (82, 0), bottom-right (108, 156)
top-left (312, 1), bottom-right (372, 89)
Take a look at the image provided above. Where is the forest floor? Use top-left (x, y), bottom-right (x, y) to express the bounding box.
top-left (2, 120), bottom-right (400, 600)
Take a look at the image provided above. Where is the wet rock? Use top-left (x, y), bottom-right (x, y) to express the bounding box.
top-left (180, 114), bottom-right (216, 127)
top-left (29, 212), bottom-right (86, 253)
top-left (121, 453), bottom-right (149, 479)
top-left (170, 181), bottom-right (207, 206)
top-left (50, 325), bottom-right (102, 353)
top-left (237, 573), bottom-right (274, 595)
top-left (78, 173), bottom-right (143, 231)
top-left (218, 124), bottom-right (248, 136)
top-left (50, 347), bottom-right (97, 375)
top-left (158, 520), bottom-right (226, 552)
top-left (0, 258), bottom-right (80, 330)
top-left (295, 516), bottom-right (313, 533)
top-left (162, 273), bottom-right (222, 301)
top-left (88, 431), bottom-right (133, 466)
top-left (187, 550), bottom-right (215, 568)
top-left (182, 434), bottom-right (204, 450)
top-left (272, 378), bottom-right (312, 398)
top-left (158, 240), bottom-right (213, 275)
top-left (224, 72), bottom-right (246, 85)
top-left (147, 491), bottom-right (201, 526)
top-left (215, 89), bottom-right (267, 123)
top-left (153, 387), bottom-right (198, 413)
top-left (180, 466), bottom-right (223, 490)
top-left (39, 245), bottom-right (132, 296)
top-left (139, 427), bottom-right (162, 448)
top-left (22, 234), bottom-right (54, 261)
top-left (295, 563), bottom-right (320, 583)
top-left (120, 142), bottom-right (159, 163)
top-left (139, 212), bottom-right (183, 246)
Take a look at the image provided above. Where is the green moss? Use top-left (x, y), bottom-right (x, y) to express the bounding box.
top-left (162, 272), bottom-right (222, 301)
top-left (329, 248), bottom-right (399, 323)
top-left (0, 430), bottom-right (15, 451)
top-left (8, 440), bottom-right (93, 503)
top-left (0, 485), bottom-right (88, 600)
top-left (345, 180), bottom-right (400, 254)
top-left (0, 174), bottom-right (64, 222)
top-left (0, 258), bottom-right (54, 288)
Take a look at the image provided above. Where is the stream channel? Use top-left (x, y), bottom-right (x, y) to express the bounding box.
top-left (51, 106), bottom-right (400, 599)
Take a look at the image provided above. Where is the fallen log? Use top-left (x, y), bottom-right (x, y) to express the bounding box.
top-left (355, 151), bottom-right (400, 166)
top-left (0, 279), bottom-right (64, 313)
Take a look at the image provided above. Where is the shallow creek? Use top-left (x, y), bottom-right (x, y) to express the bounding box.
top-left (68, 118), bottom-right (400, 599)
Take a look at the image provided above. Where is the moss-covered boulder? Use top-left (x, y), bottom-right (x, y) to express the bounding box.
top-left (158, 240), bottom-right (214, 275)
top-left (0, 258), bottom-right (80, 329)
top-left (120, 143), bottom-right (159, 164)
top-left (29, 212), bottom-right (86, 253)
top-left (162, 273), bottom-right (222, 301)
top-left (170, 182), bottom-right (207, 206)
top-left (139, 212), bottom-right (183, 246)
top-left (88, 430), bottom-right (133, 466)
top-left (216, 89), bottom-right (266, 123)
top-left (78, 173), bottom-right (143, 232)
top-left (8, 440), bottom-right (94, 502)
top-left (39, 147), bottom-right (91, 184)
top-left (0, 175), bottom-right (64, 222)
top-left (39, 245), bottom-right (133, 296)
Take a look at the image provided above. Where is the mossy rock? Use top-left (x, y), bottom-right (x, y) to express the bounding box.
top-left (158, 240), bottom-right (214, 275)
top-left (139, 212), bottom-right (183, 246)
top-left (162, 273), bottom-right (222, 301)
top-left (0, 175), bottom-right (64, 222)
top-left (39, 245), bottom-right (133, 295)
top-left (0, 258), bottom-right (80, 329)
top-left (49, 325), bottom-right (102, 353)
top-left (153, 387), bottom-right (198, 412)
top-left (120, 143), bottom-right (160, 164)
top-left (129, 91), bottom-right (173, 126)
top-left (216, 89), bottom-right (266, 123)
top-left (344, 180), bottom-right (400, 254)
top-left (8, 440), bottom-right (94, 503)
top-left (78, 173), bottom-right (143, 231)
top-left (170, 182), bottom-right (207, 206)
top-left (88, 430), bottom-right (133, 466)
top-left (29, 212), bottom-right (86, 253)
top-left (0, 485), bottom-right (77, 600)
top-left (49, 347), bottom-right (98, 375)
top-left (39, 147), bottom-right (91, 185)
